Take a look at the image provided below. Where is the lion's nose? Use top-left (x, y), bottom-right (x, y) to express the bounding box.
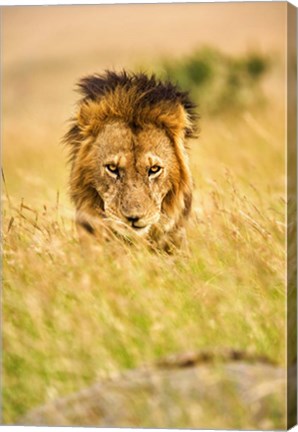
top-left (121, 210), bottom-right (144, 224)
top-left (126, 215), bottom-right (140, 223)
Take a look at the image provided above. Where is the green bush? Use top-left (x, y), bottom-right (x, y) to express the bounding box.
top-left (155, 48), bottom-right (270, 115)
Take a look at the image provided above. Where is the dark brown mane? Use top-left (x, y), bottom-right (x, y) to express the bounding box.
top-left (77, 71), bottom-right (198, 138)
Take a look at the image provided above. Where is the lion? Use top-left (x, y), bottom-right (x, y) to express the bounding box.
top-left (64, 71), bottom-right (197, 251)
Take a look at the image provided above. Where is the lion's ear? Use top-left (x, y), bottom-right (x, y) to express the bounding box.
top-left (164, 103), bottom-right (197, 142)
top-left (77, 101), bottom-right (102, 137)
top-left (78, 101), bottom-right (93, 126)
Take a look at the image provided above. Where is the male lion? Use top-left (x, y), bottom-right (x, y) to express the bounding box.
top-left (64, 71), bottom-right (197, 250)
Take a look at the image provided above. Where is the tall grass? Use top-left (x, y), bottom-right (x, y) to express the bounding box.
top-left (2, 89), bottom-right (286, 423)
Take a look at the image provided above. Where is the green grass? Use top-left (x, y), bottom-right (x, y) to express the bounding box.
top-left (2, 99), bottom-right (286, 424)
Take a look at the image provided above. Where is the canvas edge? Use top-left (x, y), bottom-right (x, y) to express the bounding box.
top-left (287, 1), bottom-right (297, 430)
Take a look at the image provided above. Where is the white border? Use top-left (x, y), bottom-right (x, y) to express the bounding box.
top-left (1, 0), bottom-right (297, 6)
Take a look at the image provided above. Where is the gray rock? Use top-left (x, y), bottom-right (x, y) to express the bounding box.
top-left (20, 353), bottom-right (286, 430)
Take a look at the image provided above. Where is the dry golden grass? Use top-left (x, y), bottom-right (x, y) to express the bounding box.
top-left (2, 95), bottom-right (286, 424)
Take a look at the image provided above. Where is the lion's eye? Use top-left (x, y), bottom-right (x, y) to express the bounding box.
top-left (105, 164), bottom-right (119, 177)
top-left (148, 166), bottom-right (162, 177)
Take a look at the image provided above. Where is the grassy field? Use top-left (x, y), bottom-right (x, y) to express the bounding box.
top-left (2, 95), bottom-right (286, 424)
top-left (2, 3), bottom-right (287, 426)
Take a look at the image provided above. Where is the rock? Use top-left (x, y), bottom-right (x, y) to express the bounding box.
top-left (20, 352), bottom-right (286, 429)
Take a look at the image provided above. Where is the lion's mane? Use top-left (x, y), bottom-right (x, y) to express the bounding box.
top-left (64, 71), bottom-right (197, 248)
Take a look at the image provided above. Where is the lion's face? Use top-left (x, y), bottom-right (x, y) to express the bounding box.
top-left (93, 121), bottom-right (180, 236)
top-left (66, 71), bottom-right (197, 249)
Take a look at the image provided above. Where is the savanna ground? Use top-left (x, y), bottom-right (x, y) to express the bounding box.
top-left (2, 3), bottom-right (288, 426)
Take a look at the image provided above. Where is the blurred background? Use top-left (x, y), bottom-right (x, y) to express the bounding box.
top-left (2, 3), bottom-right (289, 427)
top-left (2, 2), bottom-right (286, 203)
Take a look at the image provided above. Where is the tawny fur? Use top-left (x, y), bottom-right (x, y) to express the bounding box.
top-left (64, 71), bottom-right (197, 251)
